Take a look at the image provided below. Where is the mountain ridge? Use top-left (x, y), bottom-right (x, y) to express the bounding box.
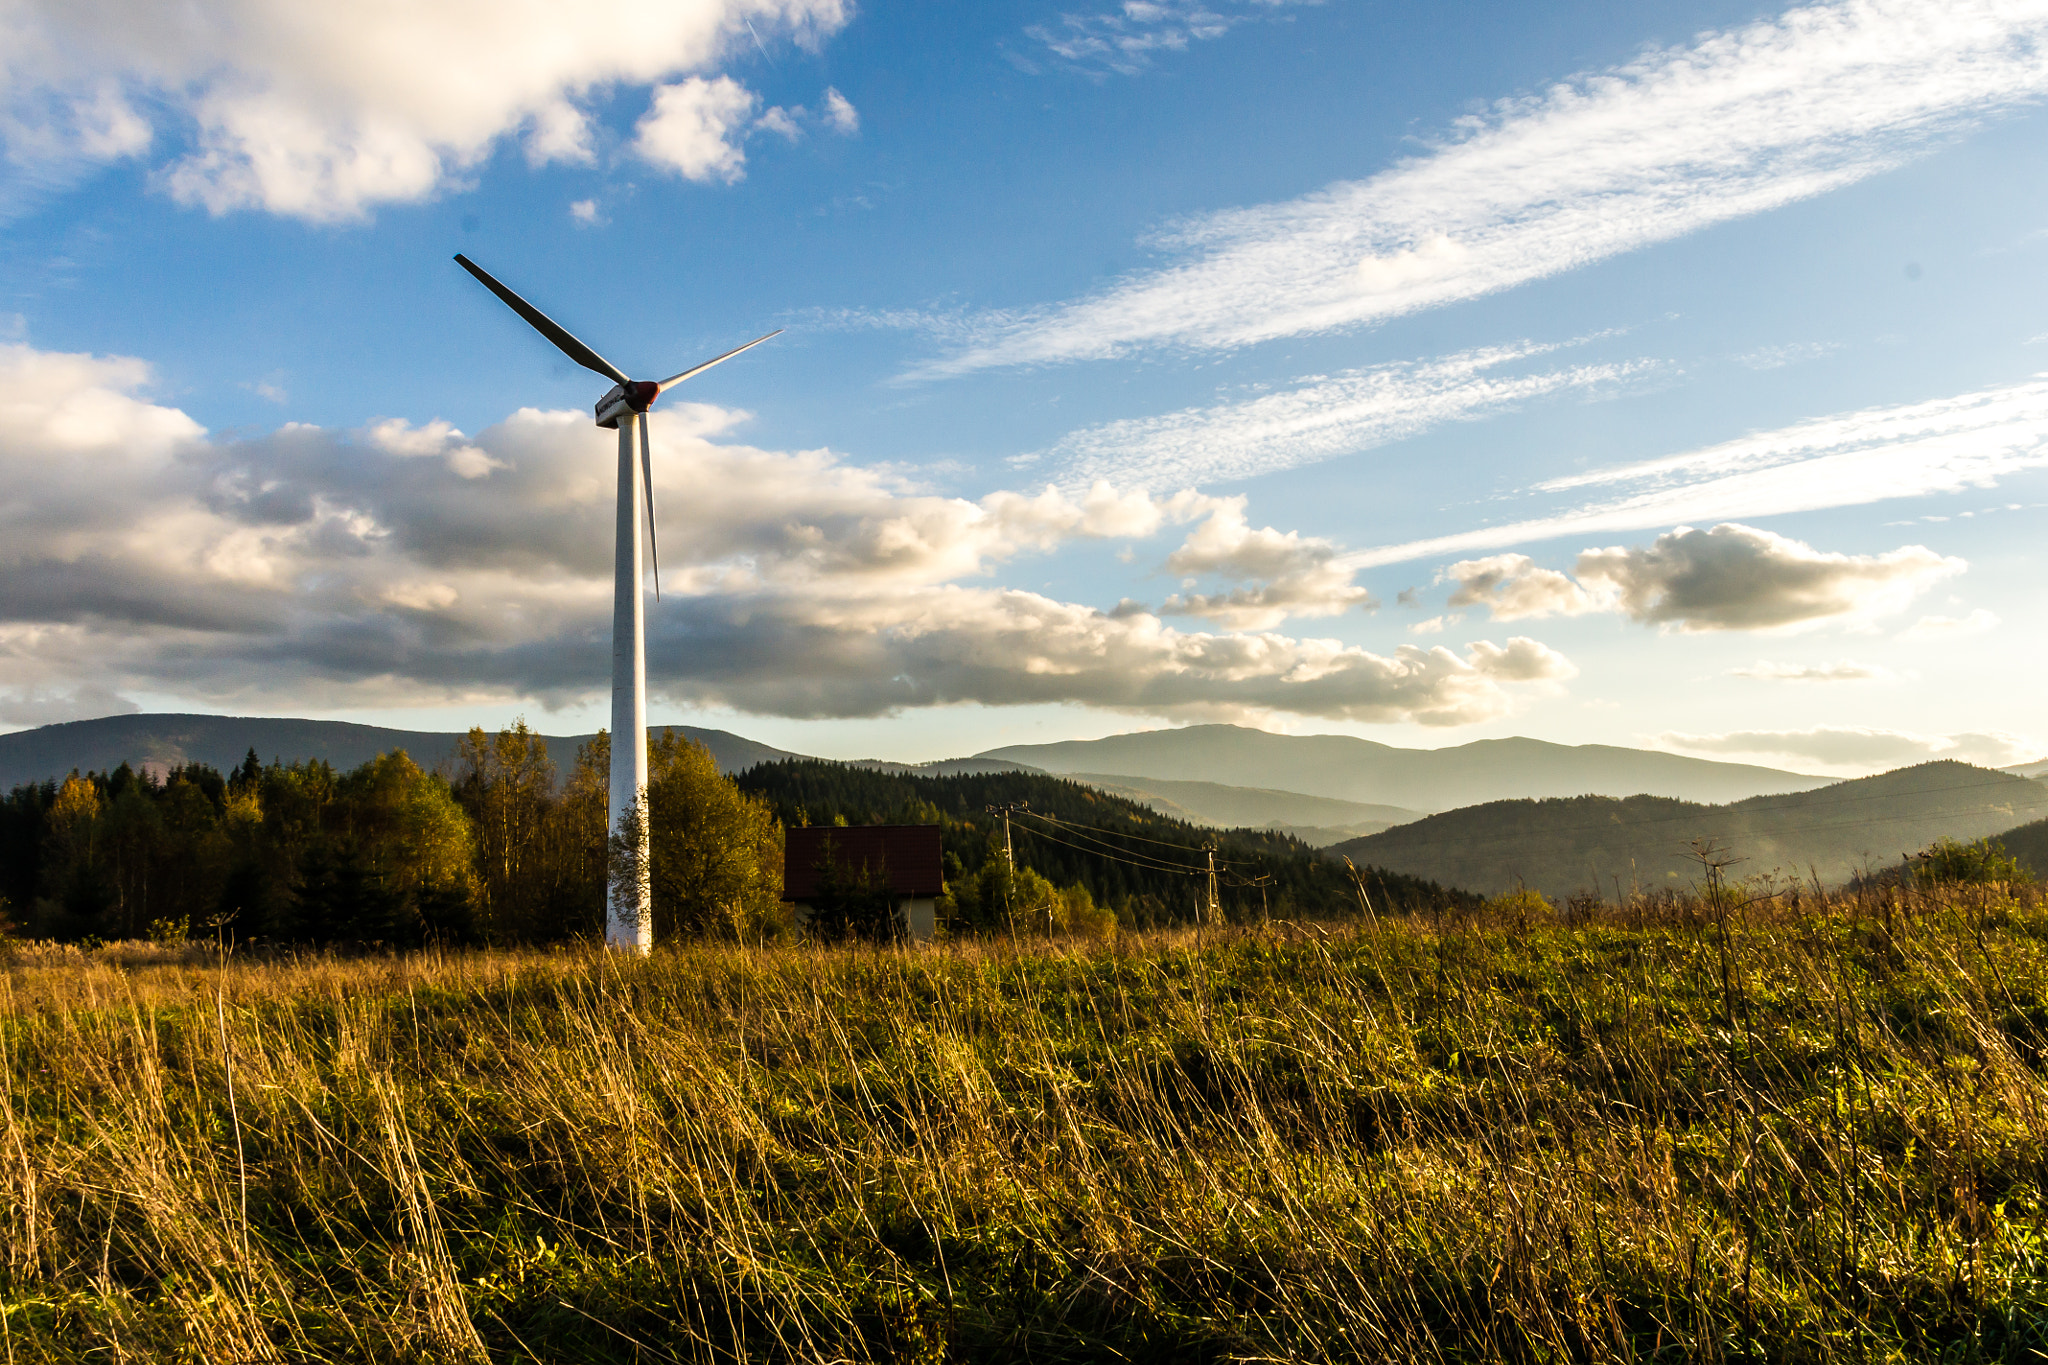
top-left (0, 713), bottom-right (801, 789)
top-left (1327, 760), bottom-right (2048, 898)
top-left (978, 723), bottom-right (1827, 811)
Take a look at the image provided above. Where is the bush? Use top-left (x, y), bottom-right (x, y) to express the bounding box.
top-left (1915, 835), bottom-right (2032, 887)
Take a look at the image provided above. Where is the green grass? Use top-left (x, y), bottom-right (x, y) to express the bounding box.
top-left (3, 882), bottom-right (2048, 1361)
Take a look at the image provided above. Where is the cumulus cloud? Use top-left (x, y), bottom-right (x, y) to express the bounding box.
top-left (1727, 660), bottom-right (1892, 682)
top-left (1436, 525), bottom-right (1960, 632)
top-left (1349, 370), bottom-right (2048, 571)
top-left (1442, 553), bottom-right (1605, 621)
top-left (1656, 726), bottom-right (2041, 775)
top-left (1027, 338), bottom-right (1653, 488)
top-left (934, 0), bottom-right (2048, 374)
top-left (822, 87), bottom-right (859, 135)
top-left (635, 76), bottom-right (759, 182)
top-left (0, 0), bottom-right (850, 220)
top-left (0, 340), bottom-right (1572, 729)
top-left (1575, 524), bottom-right (1961, 631)
top-left (1159, 500), bottom-right (1375, 630)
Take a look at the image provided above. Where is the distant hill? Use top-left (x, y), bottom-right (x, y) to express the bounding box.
top-left (734, 760), bottom-right (1473, 920)
top-left (2004, 759), bottom-right (2048, 780)
top-left (1326, 761), bottom-right (2048, 898)
top-left (978, 724), bottom-right (1825, 812)
top-left (0, 713), bottom-right (804, 790)
top-left (2001, 817), bottom-right (2048, 878)
top-left (1068, 773), bottom-right (1419, 846)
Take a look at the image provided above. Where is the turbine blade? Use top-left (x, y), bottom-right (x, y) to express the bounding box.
top-left (453, 254), bottom-right (630, 385)
top-left (656, 329), bottom-right (782, 392)
top-left (639, 413), bottom-right (661, 600)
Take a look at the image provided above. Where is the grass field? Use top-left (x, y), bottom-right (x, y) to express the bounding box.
top-left (4, 881), bottom-right (2048, 1362)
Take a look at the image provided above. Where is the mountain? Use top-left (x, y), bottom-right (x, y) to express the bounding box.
top-left (977, 724), bottom-right (1825, 812)
top-left (0, 713), bottom-right (805, 790)
top-left (1326, 761), bottom-right (2048, 898)
top-left (2003, 758), bottom-right (2048, 780)
top-left (1067, 774), bottom-right (1419, 846)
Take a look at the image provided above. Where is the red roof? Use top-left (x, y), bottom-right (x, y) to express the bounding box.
top-left (784, 825), bottom-right (945, 901)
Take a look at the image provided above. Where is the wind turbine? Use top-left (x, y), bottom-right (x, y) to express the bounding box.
top-left (453, 253), bottom-right (778, 953)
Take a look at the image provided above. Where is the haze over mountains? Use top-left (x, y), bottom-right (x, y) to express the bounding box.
top-left (978, 725), bottom-right (1826, 812)
top-left (1066, 775), bottom-right (1419, 845)
top-left (0, 714), bottom-right (800, 791)
top-left (1329, 762), bottom-right (2048, 899)
top-left (6, 717), bottom-right (2042, 894)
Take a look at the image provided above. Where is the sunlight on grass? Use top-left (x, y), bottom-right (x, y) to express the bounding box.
top-left (3, 881), bottom-right (2047, 1361)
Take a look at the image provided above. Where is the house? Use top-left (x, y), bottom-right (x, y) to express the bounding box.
top-left (783, 824), bottom-right (945, 942)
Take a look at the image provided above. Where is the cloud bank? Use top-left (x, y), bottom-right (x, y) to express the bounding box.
top-left (0, 341), bottom-right (1571, 729)
top-left (0, 0), bottom-right (852, 219)
top-left (931, 0), bottom-right (2048, 375)
top-left (1656, 726), bottom-right (2041, 775)
top-left (1438, 524), bottom-right (1961, 632)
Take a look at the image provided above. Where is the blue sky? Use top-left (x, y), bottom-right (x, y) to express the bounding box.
top-left (2, 0), bottom-right (2046, 774)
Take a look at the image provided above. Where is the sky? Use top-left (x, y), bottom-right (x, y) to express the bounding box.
top-left (2, 0), bottom-right (2046, 775)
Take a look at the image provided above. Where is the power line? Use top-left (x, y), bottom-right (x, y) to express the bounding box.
top-left (1019, 808), bottom-right (1243, 863)
top-left (1009, 820), bottom-right (1213, 878)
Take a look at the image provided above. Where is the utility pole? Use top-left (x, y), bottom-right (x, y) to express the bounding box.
top-left (986, 801), bottom-right (1029, 940)
top-left (985, 801), bottom-right (1028, 869)
top-left (1205, 845), bottom-right (1220, 927)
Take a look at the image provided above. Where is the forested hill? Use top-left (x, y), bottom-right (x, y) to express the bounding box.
top-left (1327, 760), bottom-right (2048, 899)
top-left (0, 713), bottom-right (799, 790)
top-left (734, 761), bottom-right (1472, 924)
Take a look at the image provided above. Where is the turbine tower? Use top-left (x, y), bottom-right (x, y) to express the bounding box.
top-left (454, 253), bottom-right (778, 952)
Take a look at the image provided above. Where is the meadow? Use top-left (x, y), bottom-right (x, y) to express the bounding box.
top-left (3, 878), bottom-right (2047, 1362)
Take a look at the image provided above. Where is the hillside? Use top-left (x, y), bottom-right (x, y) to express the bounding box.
top-left (2001, 816), bottom-right (2048, 878)
top-left (978, 724), bottom-right (1825, 811)
top-left (1068, 773), bottom-right (1419, 845)
top-left (1328, 760), bottom-right (2048, 898)
top-left (734, 760), bottom-right (1473, 922)
top-left (0, 713), bottom-right (803, 790)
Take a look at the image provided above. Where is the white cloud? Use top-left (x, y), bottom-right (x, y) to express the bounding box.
top-left (0, 340), bottom-right (1572, 729)
top-left (756, 106), bottom-right (804, 142)
top-left (0, 683), bottom-right (141, 728)
top-left (1347, 373), bottom-right (2048, 569)
top-left (1438, 524), bottom-right (1959, 631)
top-left (1898, 607), bottom-right (2000, 638)
top-left (569, 198), bottom-right (603, 226)
top-left (635, 76), bottom-right (758, 183)
top-left (0, 0), bottom-right (850, 220)
top-left (1159, 500), bottom-right (1375, 629)
top-left (1574, 524), bottom-right (1961, 631)
top-left (932, 0), bottom-right (2048, 374)
top-left (1655, 726), bottom-right (2041, 775)
top-left (1728, 659), bottom-right (1893, 682)
top-left (1022, 0), bottom-right (1303, 77)
top-left (1442, 553), bottom-right (1604, 621)
top-left (822, 87), bottom-right (859, 135)
top-left (1031, 338), bottom-right (1653, 488)
top-left (1735, 340), bottom-right (1845, 371)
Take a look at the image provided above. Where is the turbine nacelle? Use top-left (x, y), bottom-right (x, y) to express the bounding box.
top-left (595, 380), bottom-right (660, 429)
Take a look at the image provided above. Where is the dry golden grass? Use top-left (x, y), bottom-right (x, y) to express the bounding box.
top-left (2, 882), bottom-right (2047, 1361)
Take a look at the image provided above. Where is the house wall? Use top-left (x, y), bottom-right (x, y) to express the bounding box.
top-left (787, 896), bottom-right (939, 944)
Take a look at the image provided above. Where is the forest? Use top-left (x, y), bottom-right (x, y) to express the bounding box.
top-left (0, 725), bottom-right (1468, 948)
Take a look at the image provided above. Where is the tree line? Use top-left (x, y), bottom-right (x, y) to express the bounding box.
top-left (0, 727), bottom-right (1469, 948)
top-left (0, 724), bottom-right (781, 948)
